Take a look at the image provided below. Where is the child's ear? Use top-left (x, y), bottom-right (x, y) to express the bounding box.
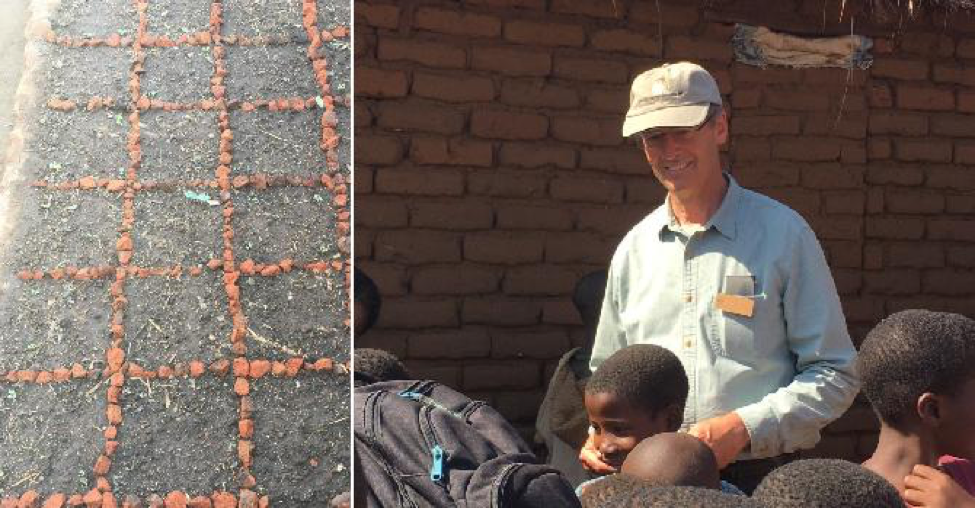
top-left (917, 392), bottom-right (943, 426)
top-left (665, 403), bottom-right (684, 431)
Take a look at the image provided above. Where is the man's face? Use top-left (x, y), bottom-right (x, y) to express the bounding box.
top-left (640, 111), bottom-right (728, 195)
top-left (585, 391), bottom-right (673, 470)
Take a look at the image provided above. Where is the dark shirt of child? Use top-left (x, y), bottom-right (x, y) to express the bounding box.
top-left (752, 458), bottom-right (903, 508)
top-left (858, 309), bottom-right (975, 505)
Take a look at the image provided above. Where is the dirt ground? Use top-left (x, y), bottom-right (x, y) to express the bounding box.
top-left (0, 0), bottom-right (350, 505)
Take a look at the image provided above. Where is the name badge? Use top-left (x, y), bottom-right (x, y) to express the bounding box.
top-left (715, 293), bottom-right (754, 317)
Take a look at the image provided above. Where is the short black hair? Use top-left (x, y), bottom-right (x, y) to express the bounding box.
top-left (621, 433), bottom-right (719, 489)
top-left (353, 267), bottom-right (381, 333)
top-left (858, 309), bottom-right (975, 428)
top-left (586, 344), bottom-right (688, 416)
top-left (641, 486), bottom-right (759, 507)
top-left (753, 459), bottom-right (902, 508)
top-left (573, 270), bottom-right (608, 329)
top-left (579, 474), bottom-right (653, 508)
top-left (353, 348), bottom-right (409, 385)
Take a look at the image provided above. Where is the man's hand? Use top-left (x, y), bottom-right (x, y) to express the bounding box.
top-left (687, 411), bottom-right (750, 469)
top-left (903, 464), bottom-right (975, 508)
top-left (578, 432), bottom-right (617, 474)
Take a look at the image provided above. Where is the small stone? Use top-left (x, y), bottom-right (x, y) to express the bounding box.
top-left (234, 377), bottom-right (250, 396)
top-left (239, 419), bottom-right (253, 438)
top-left (249, 360), bottom-right (270, 379)
top-left (329, 492), bottom-right (350, 508)
top-left (121, 495), bottom-right (141, 508)
top-left (20, 491), bottom-right (40, 508)
top-left (285, 358), bottom-right (303, 377)
top-left (107, 348), bottom-right (125, 371)
top-left (237, 491), bottom-right (256, 508)
top-left (106, 405), bottom-right (122, 425)
top-left (189, 361), bottom-right (205, 378)
top-left (41, 493), bottom-right (66, 508)
top-left (232, 358), bottom-right (249, 377)
top-left (210, 494), bottom-right (234, 508)
top-left (82, 490), bottom-right (101, 508)
top-left (162, 492), bottom-right (186, 508)
top-left (238, 441), bottom-right (252, 468)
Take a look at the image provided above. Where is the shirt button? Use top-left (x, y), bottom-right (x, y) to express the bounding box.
top-left (684, 337), bottom-right (694, 349)
top-left (684, 294), bottom-right (693, 303)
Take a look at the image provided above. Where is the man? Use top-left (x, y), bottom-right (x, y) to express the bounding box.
top-left (579, 61), bottom-right (860, 494)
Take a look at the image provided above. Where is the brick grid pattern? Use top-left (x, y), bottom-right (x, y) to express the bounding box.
top-left (355, 0), bottom-right (975, 459)
top-left (1, 0), bottom-right (350, 505)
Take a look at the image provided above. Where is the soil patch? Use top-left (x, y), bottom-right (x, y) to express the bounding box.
top-left (131, 189), bottom-right (224, 266)
top-left (232, 187), bottom-right (337, 263)
top-left (230, 110), bottom-right (327, 176)
top-left (142, 47), bottom-right (215, 103)
top-left (140, 110), bottom-right (220, 181)
top-left (222, 0), bottom-right (306, 41)
top-left (226, 45), bottom-right (319, 100)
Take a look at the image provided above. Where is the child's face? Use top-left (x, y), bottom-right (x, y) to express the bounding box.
top-left (585, 390), bottom-right (674, 470)
top-left (936, 377), bottom-right (975, 459)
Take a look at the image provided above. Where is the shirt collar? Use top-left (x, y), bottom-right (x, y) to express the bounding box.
top-left (656, 172), bottom-right (740, 241)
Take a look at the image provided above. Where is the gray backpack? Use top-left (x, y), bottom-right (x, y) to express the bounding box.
top-left (354, 380), bottom-right (581, 508)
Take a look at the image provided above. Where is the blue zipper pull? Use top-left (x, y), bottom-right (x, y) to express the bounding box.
top-left (430, 445), bottom-right (445, 483)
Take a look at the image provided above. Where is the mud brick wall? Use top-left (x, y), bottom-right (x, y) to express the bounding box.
top-left (354, 0), bottom-right (975, 460)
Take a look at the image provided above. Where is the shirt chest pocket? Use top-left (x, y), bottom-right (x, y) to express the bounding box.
top-left (707, 270), bottom-right (783, 365)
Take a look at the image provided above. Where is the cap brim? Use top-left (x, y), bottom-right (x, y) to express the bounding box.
top-left (621, 104), bottom-right (710, 137)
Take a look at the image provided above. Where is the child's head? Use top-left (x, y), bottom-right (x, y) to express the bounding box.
top-left (621, 432), bottom-right (720, 490)
top-left (353, 268), bottom-right (381, 337)
top-left (585, 344), bottom-right (687, 469)
top-left (353, 348), bottom-right (410, 385)
top-left (753, 459), bottom-right (902, 508)
top-left (858, 309), bottom-right (975, 459)
top-left (578, 474), bottom-right (653, 508)
top-left (641, 486), bottom-right (760, 507)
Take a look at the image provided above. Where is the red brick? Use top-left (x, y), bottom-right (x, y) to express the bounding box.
top-left (410, 136), bottom-right (493, 167)
top-left (462, 298), bottom-right (542, 326)
top-left (494, 390), bottom-right (546, 422)
top-left (377, 100), bottom-right (464, 135)
top-left (553, 57), bottom-right (628, 84)
top-left (499, 142), bottom-right (576, 169)
top-left (899, 33), bottom-right (954, 57)
top-left (865, 166), bottom-right (924, 186)
top-left (468, 170), bottom-right (548, 197)
top-left (947, 195), bottom-right (975, 214)
top-left (550, 176), bottom-right (624, 204)
top-left (801, 165), bottom-right (862, 189)
top-left (374, 230), bottom-right (461, 263)
top-left (802, 68), bottom-right (868, 87)
top-left (491, 331), bottom-right (570, 359)
top-left (957, 37), bottom-right (975, 58)
top-left (923, 269), bottom-right (975, 296)
top-left (840, 142), bottom-right (867, 165)
top-left (832, 268), bottom-right (862, 295)
top-left (405, 362), bottom-right (462, 388)
top-left (866, 218), bottom-right (924, 239)
top-left (803, 114), bottom-right (867, 139)
top-left (542, 299), bottom-right (584, 325)
top-left (765, 91), bottom-right (830, 111)
top-left (886, 243), bottom-right (944, 268)
top-left (472, 46), bottom-right (551, 76)
top-left (808, 217), bottom-right (863, 241)
top-left (732, 89), bottom-right (762, 109)
top-left (823, 240), bottom-right (862, 268)
top-left (355, 66), bottom-right (408, 98)
top-left (733, 115), bottom-right (800, 136)
top-left (379, 299), bottom-right (458, 328)
top-left (928, 220), bottom-right (975, 241)
top-left (863, 244), bottom-right (883, 270)
top-left (629, 2), bottom-right (699, 27)
top-left (355, 101), bottom-right (373, 127)
top-left (412, 265), bottom-right (500, 295)
top-left (463, 0), bottom-right (544, 8)
top-left (411, 201), bottom-right (493, 230)
top-left (407, 328), bottom-right (492, 359)
top-left (760, 188), bottom-right (820, 218)
top-left (579, 147), bottom-right (648, 174)
top-left (463, 362), bottom-right (540, 390)
top-left (355, 262), bottom-right (408, 296)
top-left (464, 232), bottom-right (544, 264)
top-left (586, 87), bottom-right (628, 113)
top-left (958, 91), bottom-right (975, 113)
top-left (590, 29), bottom-right (660, 56)
top-left (355, 3), bottom-right (400, 29)
top-left (841, 296), bottom-right (885, 325)
top-left (626, 177), bottom-right (666, 204)
top-left (948, 246), bottom-right (975, 268)
top-left (356, 166), bottom-right (374, 194)
top-left (358, 329), bottom-right (409, 358)
top-left (885, 189), bottom-right (945, 214)
top-left (503, 265), bottom-right (578, 295)
top-left (931, 114), bottom-right (975, 138)
top-left (550, 0), bottom-right (621, 18)
top-left (545, 232), bottom-right (615, 264)
top-left (577, 207), bottom-right (648, 236)
top-left (863, 270), bottom-right (921, 295)
top-left (896, 85), bottom-right (954, 111)
top-left (773, 138), bottom-right (840, 162)
top-left (354, 134), bottom-right (403, 165)
top-left (933, 64), bottom-right (975, 86)
top-left (731, 137), bottom-right (770, 161)
top-left (355, 196), bottom-right (408, 228)
top-left (733, 67), bottom-right (802, 85)
top-left (471, 109), bottom-right (548, 140)
top-left (355, 27), bottom-right (371, 58)
top-left (734, 164), bottom-right (800, 188)
top-left (895, 139), bottom-right (952, 162)
top-left (413, 72), bottom-right (496, 102)
top-left (956, 142), bottom-right (975, 165)
top-left (867, 139), bottom-right (891, 160)
top-left (500, 79), bottom-right (580, 109)
top-left (496, 204), bottom-right (573, 230)
top-left (868, 112), bottom-right (928, 136)
top-left (823, 191), bottom-right (865, 215)
top-left (355, 229), bottom-right (375, 259)
top-left (666, 35), bottom-right (732, 61)
top-left (374, 167), bottom-right (464, 196)
top-left (414, 7), bottom-right (501, 37)
top-left (503, 20), bottom-right (585, 47)
top-left (377, 37), bottom-right (466, 68)
top-left (867, 84), bottom-right (893, 108)
top-left (870, 58), bottom-right (928, 80)
top-left (550, 115), bottom-right (622, 146)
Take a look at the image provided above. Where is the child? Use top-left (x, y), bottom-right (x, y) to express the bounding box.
top-left (752, 458), bottom-right (903, 507)
top-left (858, 309), bottom-right (975, 504)
top-left (353, 347), bottom-right (411, 386)
top-left (621, 432), bottom-right (743, 494)
top-left (353, 267), bottom-right (381, 338)
top-left (577, 473), bottom-right (653, 507)
top-left (535, 270), bottom-right (607, 486)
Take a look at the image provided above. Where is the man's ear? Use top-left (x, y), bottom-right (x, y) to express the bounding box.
top-left (713, 110), bottom-right (729, 146)
top-left (917, 392), bottom-right (943, 426)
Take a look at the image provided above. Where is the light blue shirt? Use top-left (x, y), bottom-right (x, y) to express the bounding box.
top-left (591, 174), bottom-right (860, 460)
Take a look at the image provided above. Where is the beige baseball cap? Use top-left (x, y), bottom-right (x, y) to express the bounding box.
top-left (622, 62), bottom-right (722, 137)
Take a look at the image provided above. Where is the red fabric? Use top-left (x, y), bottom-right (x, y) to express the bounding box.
top-left (939, 455), bottom-right (975, 497)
